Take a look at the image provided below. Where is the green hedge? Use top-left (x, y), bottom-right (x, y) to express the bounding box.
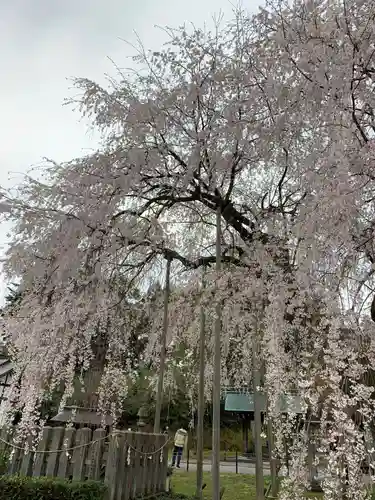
top-left (0, 476), bottom-right (107, 500)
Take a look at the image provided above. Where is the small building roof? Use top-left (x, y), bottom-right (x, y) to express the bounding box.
top-left (0, 357), bottom-right (13, 379)
top-left (224, 391), bottom-right (304, 414)
top-left (51, 406), bottom-right (114, 426)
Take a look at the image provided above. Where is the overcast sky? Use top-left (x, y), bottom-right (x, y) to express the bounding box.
top-left (0, 0), bottom-right (263, 304)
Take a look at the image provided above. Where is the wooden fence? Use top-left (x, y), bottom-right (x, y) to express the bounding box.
top-left (0, 426), bottom-right (169, 500)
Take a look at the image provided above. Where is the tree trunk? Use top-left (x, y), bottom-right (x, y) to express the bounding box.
top-left (267, 414), bottom-right (279, 498)
top-left (154, 257), bottom-right (171, 434)
top-left (252, 329), bottom-right (264, 500)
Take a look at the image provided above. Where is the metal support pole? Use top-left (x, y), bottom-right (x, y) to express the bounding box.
top-left (154, 257), bottom-right (171, 434)
top-left (267, 413), bottom-right (279, 497)
top-left (262, 357), bottom-right (278, 498)
top-left (253, 328), bottom-right (264, 500)
top-left (212, 206), bottom-right (222, 500)
top-left (196, 267), bottom-right (206, 499)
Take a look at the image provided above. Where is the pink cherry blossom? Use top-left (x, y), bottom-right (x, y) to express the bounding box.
top-left (1, 1), bottom-right (375, 497)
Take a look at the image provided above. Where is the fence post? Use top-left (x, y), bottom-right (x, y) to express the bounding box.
top-left (56, 427), bottom-right (75, 479)
top-left (20, 435), bottom-right (33, 477)
top-left (45, 427), bottom-right (64, 477)
top-left (72, 428), bottom-right (92, 481)
top-left (187, 447), bottom-right (190, 471)
top-left (235, 449), bottom-right (238, 474)
top-left (159, 434), bottom-right (169, 492)
top-left (105, 432), bottom-right (121, 500)
top-left (123, 432), bottom-right (136, 500)
top-left (89, 428), bottom-right (106, 480)
top-left (33, 426), bottom-right (53, 477)
top-left (114, 432), bottom-right (128, 500)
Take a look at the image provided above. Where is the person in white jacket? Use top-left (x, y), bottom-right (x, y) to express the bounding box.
top-left (171, 428), bottom-right (188, 468)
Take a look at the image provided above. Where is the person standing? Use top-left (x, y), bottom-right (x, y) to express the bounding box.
top-left (171, 428), bottom-right (188, 468)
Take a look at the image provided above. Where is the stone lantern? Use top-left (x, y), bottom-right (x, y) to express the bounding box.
top-left (51, 329), bottom-right (113, 428)
top-left (137, 405), bottom-right (148, 431)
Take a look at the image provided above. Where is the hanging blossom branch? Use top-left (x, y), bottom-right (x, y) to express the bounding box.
top-left (1, 3), bottom-right (375, 498)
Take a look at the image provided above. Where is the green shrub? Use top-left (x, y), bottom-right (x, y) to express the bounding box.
top-left (220, 427), bottom-right (247, 451)
top-left (0, 449), bottom-right (9, 475)
top-left (188, 427), bottom-right (246, 452)
top-left (0, 475), bottom-right (106, 500)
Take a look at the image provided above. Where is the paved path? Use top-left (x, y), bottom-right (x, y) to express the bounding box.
top-left (176, 460), bottom-right (270, 475)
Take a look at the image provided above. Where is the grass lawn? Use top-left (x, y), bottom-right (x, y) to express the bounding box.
top-left (171, 471), bottom-right (323, 499)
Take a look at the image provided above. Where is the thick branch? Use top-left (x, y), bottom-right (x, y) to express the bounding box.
top-left (120, 236), bottom-right (245, 270)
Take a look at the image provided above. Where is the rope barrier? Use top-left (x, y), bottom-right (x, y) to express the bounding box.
top-left (0, 432), bottom-right (172, 456)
